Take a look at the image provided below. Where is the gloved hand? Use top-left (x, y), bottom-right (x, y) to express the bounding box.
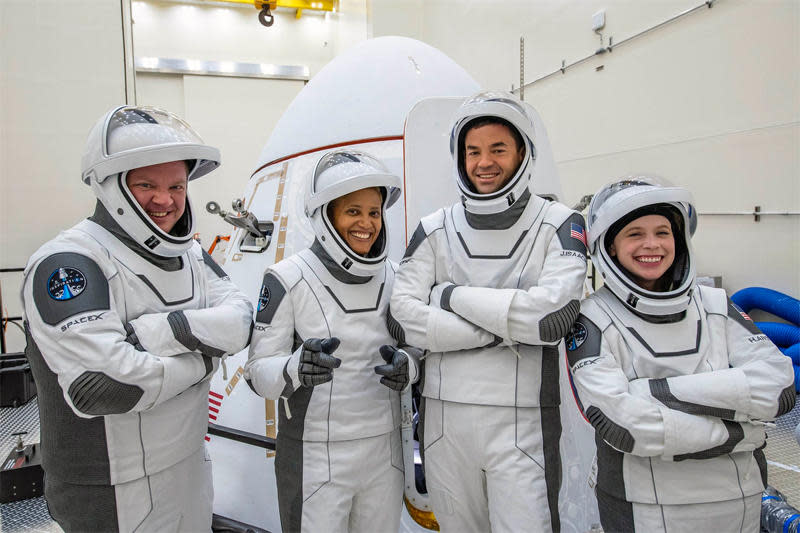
top-left (375, 345), bottom-right (409, 391)
top-left (298, 337), bottom-right (342, 387)
top-left (732, 420), bottom-right (767, 453)
top-left (123, 323), bottom-right (144, 351)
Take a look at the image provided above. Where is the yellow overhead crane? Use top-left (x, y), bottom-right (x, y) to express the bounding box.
top-left (198, 0), bottom-right (338, 26)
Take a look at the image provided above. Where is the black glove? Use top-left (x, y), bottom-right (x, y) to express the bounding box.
top-left (299, 337), bottom-right (342, 387)
top-left (123, 323), bottom-right (145, 351)
top-left (375, 345), bottom-right (409, 391)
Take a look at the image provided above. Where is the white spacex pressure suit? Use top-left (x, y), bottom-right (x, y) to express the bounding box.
top-left (566, 285), bottom-right (796, 532)
top-left (246, 242), bottom-right (409, 533)
top-left (22, 210), bottom-right (253, 532)
top-left (390, 189), bottom-right (587, 532)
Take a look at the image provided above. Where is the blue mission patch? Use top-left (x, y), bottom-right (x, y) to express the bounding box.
top-left (257, 283), bottom-right (271, 312)
top-left (47, 267), bottom-right (87, 301)
top-left (566, 322), bottom-right (587, 351)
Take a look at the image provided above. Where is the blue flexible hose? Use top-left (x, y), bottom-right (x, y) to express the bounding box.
top-left (780, 344), bottom-right (800, 366)
top-left (756, 322), bottom-right (800, 348)
top-left (795, 366), bottom-right (800, 393)
top-left (731, 287), bottom-right (800, 326)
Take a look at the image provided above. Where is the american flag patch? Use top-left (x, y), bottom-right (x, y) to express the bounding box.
top-left (206, 390), bottom-right (224, 441)
top-left (732, 303), bottom-right (752, 320)
top-left (570, 223), bottom-right (587, 247)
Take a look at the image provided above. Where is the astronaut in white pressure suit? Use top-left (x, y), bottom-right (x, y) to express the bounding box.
top-left (565, 176), bottom-right (796, 532)
top-left (389, 92), bottom-right (588, 533)
top-left (245, 150), bottom-right (418, 533)
top-left (21, 106), bottom-right (253, 532)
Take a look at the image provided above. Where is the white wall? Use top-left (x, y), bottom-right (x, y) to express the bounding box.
top-left (0, 0), bottom-right (129, 262)
top-left (132, 0), bottom-right (369, 75)
top-left (1, 0), bottom-right (130, 352)
top-left (337, 0), bottom-right (371, 54)
top-left (132, 1), bottom-right (333, 75)
top-left (369, 0), bottom-right (423, 40)
top-left (372, 0), bottom-right (800, 297)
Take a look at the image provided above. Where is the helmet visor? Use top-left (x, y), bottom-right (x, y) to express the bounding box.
top-left (307, 150), bottom-right (401, 215)
top-left (589, 176), bottom-right (672, 226)
top-left (83, 106), bottom-right (220, 184)
top-left (313, 151), bottom-right (389, 187)
top-left (105, 107), bottom-right (205, 157)
top-left (587, 176), bottom-right (696, 246)
top-left (460, 91), bottom-right (529, 116)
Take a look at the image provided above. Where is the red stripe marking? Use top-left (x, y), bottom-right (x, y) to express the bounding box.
top-left (205, 436), bottom-right (211, 442)
top-left (209, 391), bottom-right (223, 399)
top-left (565, 350), bottom-right (590, 424)
top-left (209, 406), bottom-right (219, 414)
top-left (250, 136), bottom-right (405, 177)
top-left (12, 456), bottom-right (25, 469)
top-left (209, 399), bottom-right (221, 407)
top-left (209, 414), bottom-right (217, 421)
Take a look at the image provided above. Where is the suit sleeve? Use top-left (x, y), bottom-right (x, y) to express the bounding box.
top-left (633, 299), bottom-right (796, 422)
top-left (244, 269), bottom-right (303, 400)
top-left (126, 248), bottom-right (253, 358)
top-left (389, 221), bottom-right (497, 352)
top-left (401, 346), bottom-right (422, 386)
top-left (725, 301), bottom-right (796, 418)
top-left (24, 252), bottom-right (213, 419)
top-left (567, 313), bottom-right (766, 460)
top-left (442, 212), bottom-right (587, 344)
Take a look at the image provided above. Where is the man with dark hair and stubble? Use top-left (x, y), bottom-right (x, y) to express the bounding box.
top-left (390, 92), bottom-right (587, 532)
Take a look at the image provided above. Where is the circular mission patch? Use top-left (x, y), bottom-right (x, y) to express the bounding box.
top-left (47, 267), bottom-right (87, 301)
top-left (257, 284), bottom-right (271, 312)
top-left (565, 322), bottom-right (587, 351)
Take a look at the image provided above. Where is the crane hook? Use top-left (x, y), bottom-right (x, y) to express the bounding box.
top-left (258, 4), bottom-right (275, 27)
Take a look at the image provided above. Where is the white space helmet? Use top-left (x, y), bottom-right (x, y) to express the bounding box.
top-left (587, 176), bottom-right (698, 316)
top-left (305, 150), bottom-right (401, 276)
top-left (449, 91), bottom-right (536, 215)
top-left (81, 105), bottom-right (221, 257)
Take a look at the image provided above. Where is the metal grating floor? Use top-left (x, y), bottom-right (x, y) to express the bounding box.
top-left (765, 401), bottom-right (800, 505)
top-left (0, 398), bottom-right (40, 459)
top-left (1, 397), bottom-right (798, 531)
top-left (0, 496), bottom-right (60, 533)
top-left (0, 398), bottom-right (62, 533)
